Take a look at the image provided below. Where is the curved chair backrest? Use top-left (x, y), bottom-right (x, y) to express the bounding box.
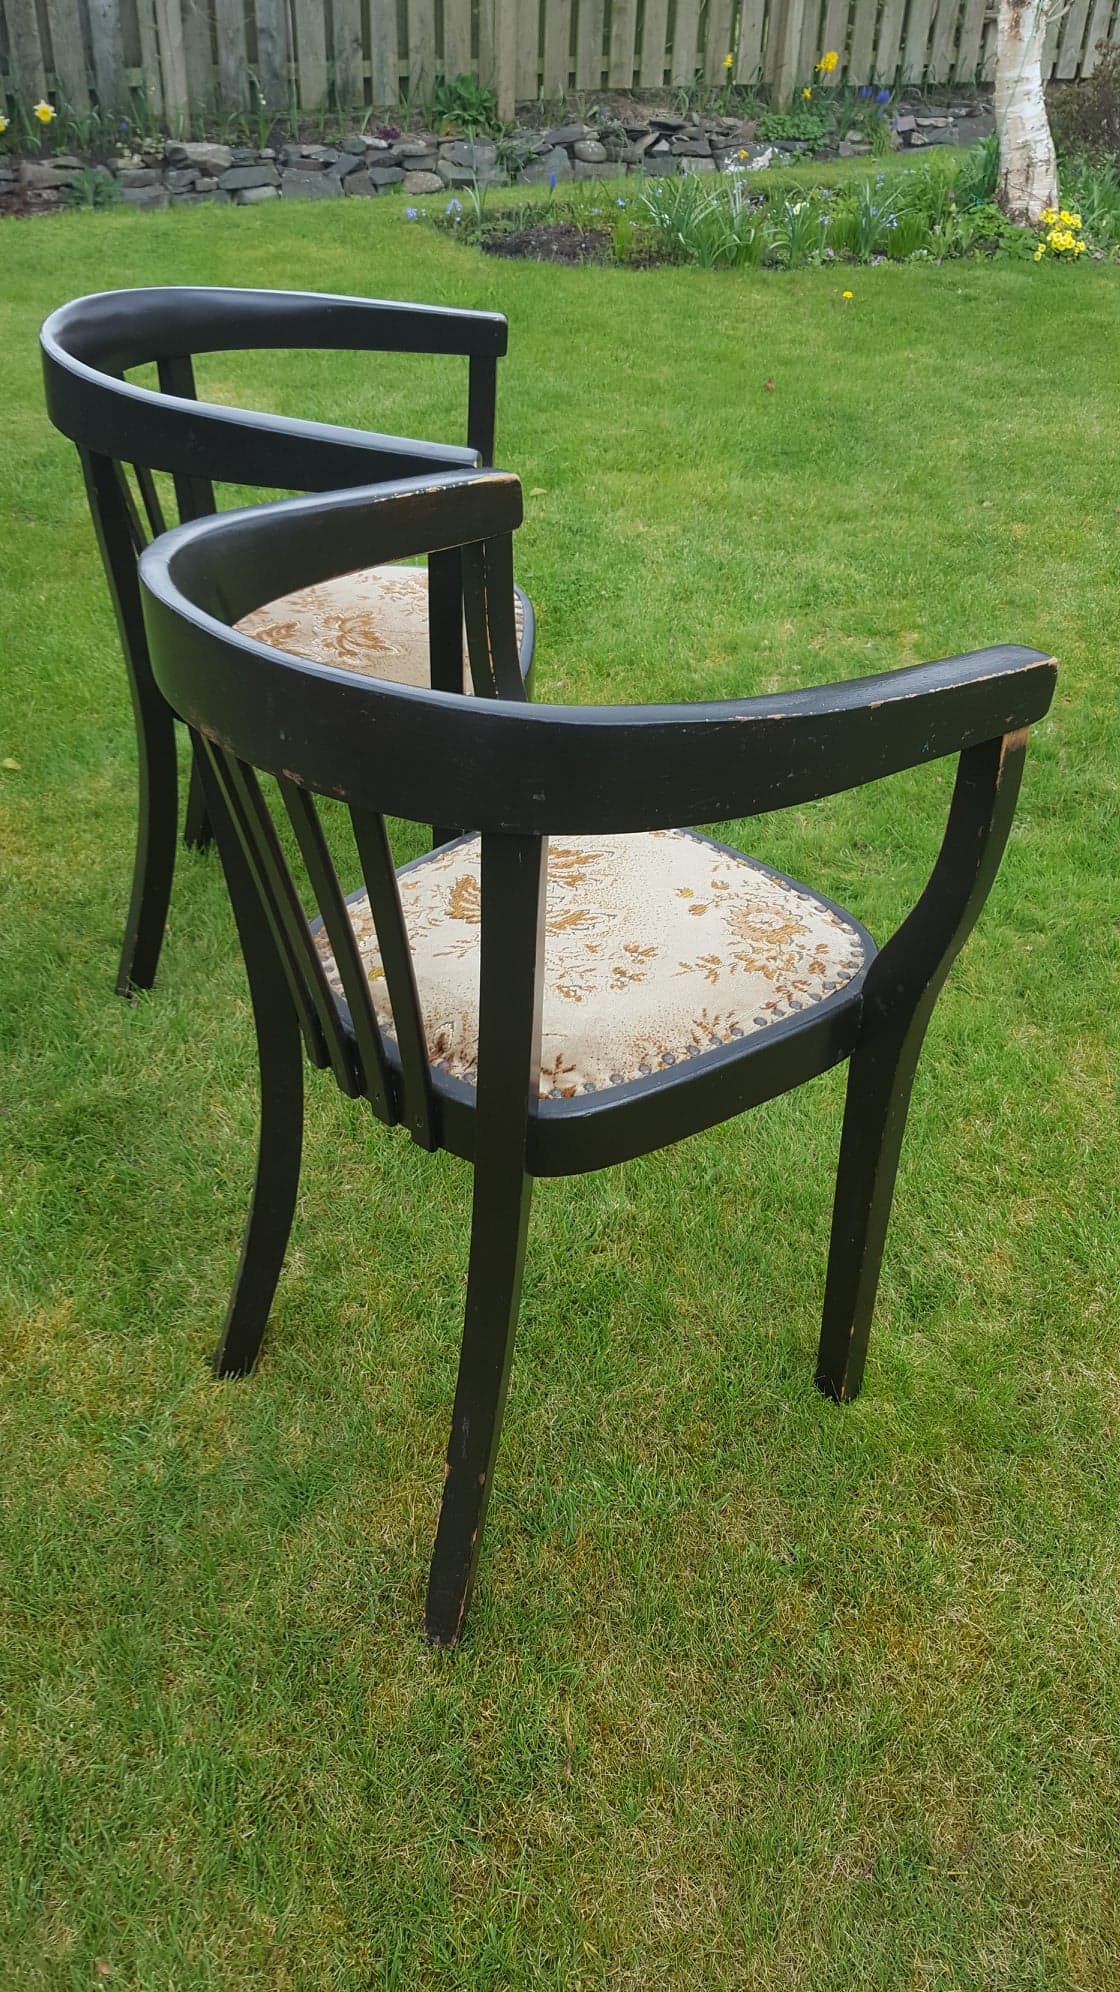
top-left (139, 467), bottom-right (1057, 1153)
top-left (41, 287), bottom-right (515, 994)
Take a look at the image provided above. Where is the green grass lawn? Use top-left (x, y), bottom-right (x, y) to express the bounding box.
top-left (2, 196), bottom-right (1119, 1989)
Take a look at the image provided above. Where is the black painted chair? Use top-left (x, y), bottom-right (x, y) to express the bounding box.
top-left (138, 468), bottom-right (1056, 1646)
top-left (41, 286), bottom-right (534, 996)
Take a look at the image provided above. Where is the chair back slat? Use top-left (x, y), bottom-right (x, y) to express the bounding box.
top-left (277, 778), bottom-right (396, 1123)
top-left (467, 354), bottom-right (498, 464)
top-left (131, 464), bottom-right (166, 542)
top-left (426, 548), bottom-right (466, 697)
top-left (155, 355), bottom-right (218, 523)
top-left (349, 806), bottom-right (436, 1149)
top-left (212, 751), bottom-right (358, 1094)
top-left (462, 536), bottom-right (523, 701)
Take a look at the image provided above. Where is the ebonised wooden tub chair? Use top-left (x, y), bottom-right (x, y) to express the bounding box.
top-left (41, 286), bottom-right (534, 997)
top-left (138, 467), bottom-right (1056, 1647)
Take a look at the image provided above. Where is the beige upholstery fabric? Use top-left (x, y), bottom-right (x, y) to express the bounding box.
top-left (237, 564), bottom-right (525, 692)
top-left (316, 829), bottom-right (871, 1099)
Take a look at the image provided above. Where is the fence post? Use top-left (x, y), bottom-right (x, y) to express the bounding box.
top-left (768, 0), bottom-right (807, 102)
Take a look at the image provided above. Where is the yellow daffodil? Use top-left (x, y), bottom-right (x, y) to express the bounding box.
top-left (738, 148), bottom-right (749, 158)
top-left (723, 52), bottom-right (734, 69)
top-left (33, 99), bottom-right (56, 123)
top-left (0, 114), bottom-right (9, 135)
top-left (841, 289), bottom-right (853, 300)
top-left (816, 49), bottom-right (839, 73)
top-left (803, 86), bottom-right (812, 99)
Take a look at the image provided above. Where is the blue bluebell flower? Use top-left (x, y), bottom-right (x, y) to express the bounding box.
top-left (548, 172), bottom-right (557, 189)
top-left (858, 85), bottom-right (871, 98)
top-left (405, 206), bottom-right (418, 219)
top-left (876, 87), bottom-right (890, 103)
top-left (446, 197), bottom-right (462, 215)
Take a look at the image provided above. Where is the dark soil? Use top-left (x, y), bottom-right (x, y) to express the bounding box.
top-left (482, 221), bottom-right (614, 265)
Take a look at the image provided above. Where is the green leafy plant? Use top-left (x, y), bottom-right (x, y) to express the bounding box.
top-left (1049, 45), bottom-right (1120, 163)
top-left (431, 72), bottom-right (501, 137)
top-left (757, 107), bottom-right (831, 148)
top-left (64, 166), bottom-right (122, 209)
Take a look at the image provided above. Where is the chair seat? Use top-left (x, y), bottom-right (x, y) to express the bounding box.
top-left (237, 564), bottom-right (526, 692)
top-left (316, 829), bottom-right (874, 1099)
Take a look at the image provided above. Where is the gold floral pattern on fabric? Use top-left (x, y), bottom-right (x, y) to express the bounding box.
top-left (315, 830), bottom-right (872, 1098)
top-left (236, 564), bottom-right (525, 692)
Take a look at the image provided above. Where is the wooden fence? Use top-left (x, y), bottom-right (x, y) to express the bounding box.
top-left (2, 0), bottom-right (1119, 124)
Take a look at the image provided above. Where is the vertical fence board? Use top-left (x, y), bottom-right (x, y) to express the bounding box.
top-left (607, 0), bottom-right (637, 83)
top-left (1041, 0), bottom-right (1063, 73)
top-left (1081, 0), bottom-right (1114, 69)
top-left (640, 0), bottom-right (668, 80)
top-left (292, 0), bottom-right (325, 104)
top-left (134, 0), bottom-right (165, 111)
top-left (953, 0), bottom-right (986, 75)
top-left (846, 0), bottom-right (876, 80)
top-left (927, 0), bottom-right (959, 79)
top-left (88, 0), bottom-right (128, 106)
top-left (6, 0), bottom-right (48, 97)
top-left (153, 0), bottom-right (188, 121)
top-left (443, 0), bottom-right (471, 72)
top-left (182, 0), bottom-right (213, 111)
top-left (542, 0), bottom-right (570, 91)
top-left (212, 0), bottom-right (246, 109)
top-left (733, 0), bottom-right (764, 80)
top-left (797, 0), bottom-right (824, 83)
top-left (576, 0), bottom-right (605, 85)
top-left (978, 11), bottom-right (996, 78)
top-left (704, 0), bottom-right (733, 76)
top-left (820, 0), bottom-right (848, 74)
top-left (334, 0), bottom-right (363, 102)
top-left (44, 0), bottom-right (92, 105)
top-left (875, 0), bottom-right (906, 81)
top-left (369, 0), bottom-right (397, 101)
top-left (407, 0), bottom-right (435, 93)
top-left (1056, 0), bottom-right (1092, 74)
top-left (478, 0), bottom-right (514, 113)
top-left (900, 0), bottom-right (935, 79)
top-left (254, 0), bottom-right (289, 105)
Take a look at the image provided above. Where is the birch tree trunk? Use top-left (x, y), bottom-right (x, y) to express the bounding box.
top-left (995, 0), bottom-right (1059, 223)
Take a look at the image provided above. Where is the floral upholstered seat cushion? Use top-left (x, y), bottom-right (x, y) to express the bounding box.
top-left (316, 829), bottom-right (874, 1099)
top-left (236, 563), bottom-right (525, 692)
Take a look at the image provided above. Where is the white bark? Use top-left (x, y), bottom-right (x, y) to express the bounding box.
top-left (995, 0), bottom-right (1059, 224)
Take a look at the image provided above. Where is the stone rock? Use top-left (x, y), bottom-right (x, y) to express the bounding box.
top-left (544, 124), bottom-right (588, 147)
top-left (367, 165), bottom-right (405, 186)
top-left (164, 167), bottom-right (199, 193)
top-left (343, 175), bottom-right (378, 196)
top-left (365, 137), bottom-right (391, 150)
top-left (953, 113), bottom-right (995, 145)
top-left (650, 139), bottom-right (671, 153)
top-left (915, 115), bottom-right (949, 126)
top-left (574, 159), bottom-right (617, 179)
top-left (442, 138), bottom-right (498, 171)
top-left (399, 137), bottom-right (439, 156)
top-left (234, 184), bottom-right (280, 204)
top-left (642, 155), bottom-right (679, 175)
top-left (121, 184), bottom-right (171, 208)
top-left (672, 135), bottom-right (712, 156)
top-left (195, 175), bottom-right (218, 192)
top-left (437, 157), bottom-right (506, 188)
top-left (280, 144), bottom-right (317, 166)
top-left (402, 169), bottom-right (443, 194)
top-left (20, 162), bottom-right (82, 189)
top-left (573, 138), bottom-right (607, 163)
top-left (340, 135), bottom-right (366, 154)
top-left (219, 163), bottom-right (280, 190)
top-left (171, 189), bottom-right (231, 205)
top-left (519, 145), bottom-right (572, 184)
top-left (119, 166), bottom-right (161, 188)
top-left (680, 155), bottom-right (716, 173)
top-left (624, 131), bottom-right (658, 161)
top-left (327, 151), bottom-right (369, 178)
top-left (280, 171), bottom-right (341, 199)
top-left (231, 146), bottom-right (258, 165)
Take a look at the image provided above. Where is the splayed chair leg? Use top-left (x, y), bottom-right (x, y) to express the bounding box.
top-left (116, 697), bottom-right (179, 997)
top-left (425, 1160), bottom-right (533, 1646)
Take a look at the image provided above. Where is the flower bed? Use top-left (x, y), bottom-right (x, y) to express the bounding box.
top-left (421, 147), bottom-right (1120, 270)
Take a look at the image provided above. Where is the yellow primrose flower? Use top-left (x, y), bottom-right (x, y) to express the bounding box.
top-left (0, 114), bottom-right (9, 134)
top-left (1033, 244), bottom-right (1045, 261)
top-left (816, 49), bottom-right (839, 73)
top-left (803, 86), bottom-right (812, 99)
top-left (1039, 207), bottom-right (1058, 226)
top-left (723, 52), bottom-right (734, 69)
top-left (841, 288), bottom-right (853, 300)
top-left (1068, 212), bottom-right (1081, 228)
top-left (33, 98), bottom-right (56, 123)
